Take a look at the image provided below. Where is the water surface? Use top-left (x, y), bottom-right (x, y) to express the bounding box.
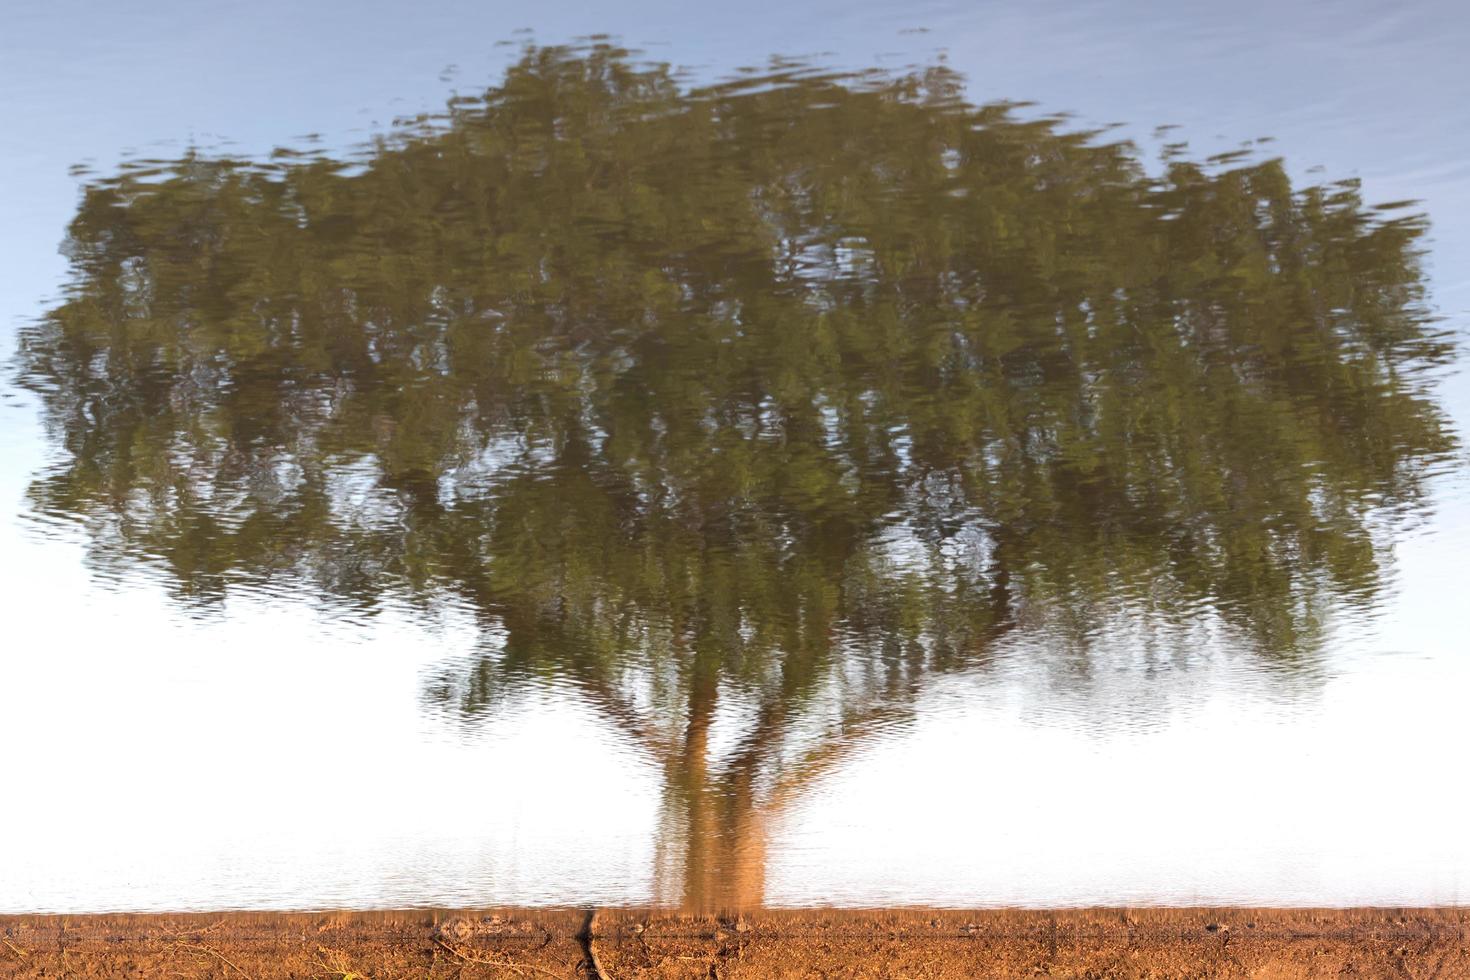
top-left (2, 0), bottom-right (1468, 914)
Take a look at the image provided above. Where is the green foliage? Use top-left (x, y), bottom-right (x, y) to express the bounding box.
top-left (18, 43), bottom-right (1456, 709)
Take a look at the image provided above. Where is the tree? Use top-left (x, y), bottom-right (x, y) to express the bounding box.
top-left (17, 43), bottom-right (1456, 912)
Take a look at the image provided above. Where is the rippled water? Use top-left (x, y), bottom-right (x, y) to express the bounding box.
top-left (3, 0), bottom-right (1469, 914)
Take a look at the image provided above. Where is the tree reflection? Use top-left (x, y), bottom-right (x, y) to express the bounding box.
top-left (17, 44), bottom-right (1457, 911)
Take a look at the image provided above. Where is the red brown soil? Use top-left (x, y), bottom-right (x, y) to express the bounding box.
top-left (1, 907), bottom-right (1465, 979)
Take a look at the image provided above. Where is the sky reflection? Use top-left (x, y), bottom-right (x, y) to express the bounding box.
top-left (2, 0), bottom-right (1468, 914)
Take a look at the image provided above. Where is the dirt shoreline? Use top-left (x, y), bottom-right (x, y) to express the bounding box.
top-left (1, 907), bottom-right (1465, 978)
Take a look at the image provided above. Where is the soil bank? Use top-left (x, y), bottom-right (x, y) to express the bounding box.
top-left (1, 907), bottom-right (1466, 978)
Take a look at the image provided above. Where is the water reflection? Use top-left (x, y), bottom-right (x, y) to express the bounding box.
top-left (15, 43), bottom-right (1457, 912)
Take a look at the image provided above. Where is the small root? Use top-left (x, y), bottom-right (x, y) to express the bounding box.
top-left (432, 937), bottom-right (567, 979)
top-left (164, 940), bottom-right (255, 980)
top-left (316, 944), bottom-right (373, 980)
top-left (577, 908), bottom-right (613, 980)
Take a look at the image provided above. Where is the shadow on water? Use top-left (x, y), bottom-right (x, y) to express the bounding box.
top-left (13, 42), bottom-right (1459, 913)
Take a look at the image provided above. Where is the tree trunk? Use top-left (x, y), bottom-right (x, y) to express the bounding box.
top-left (657, 673), bottom-right (769, 915)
